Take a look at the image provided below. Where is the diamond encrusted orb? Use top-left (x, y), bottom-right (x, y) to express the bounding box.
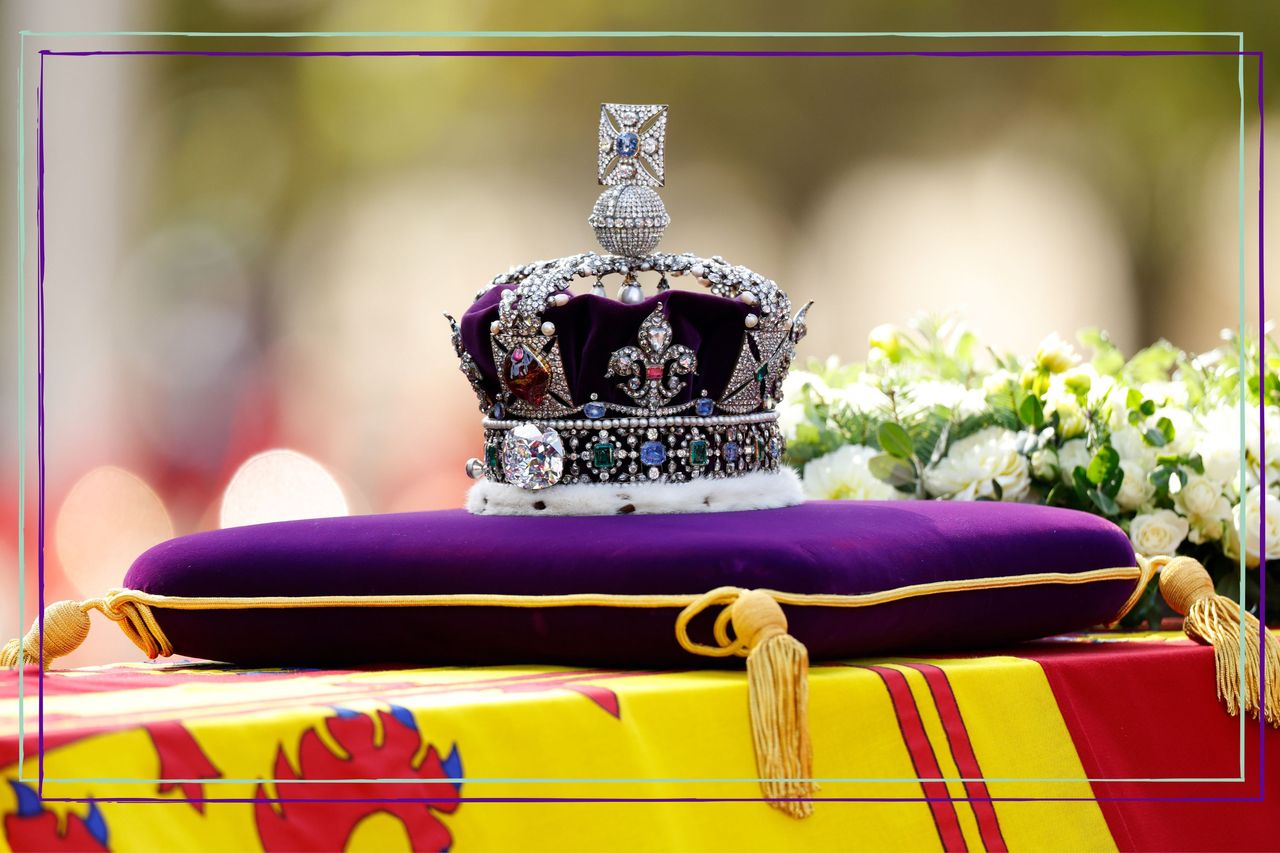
top-left (501, 423), bottom-right (564, 490)
top-left (588, 185), bottom-right (670, 257)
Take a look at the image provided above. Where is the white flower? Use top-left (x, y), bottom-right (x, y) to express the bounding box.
top-left (1140, 381), bottom-right (1190, 408)
top-left (1110, 425), bottom-right (1157, 469)
top-left (868, 324), bottom-right (901, 360)
top-left (780, 369), bottom-right (830, 404)
top-left (923, 427), bottom-right (1030, 501)
top-left (829, 381), bottom-right (891, 417)
top-left (1174, 475), bottom-right (1232, 544)
top-left (1035, 332), bottom-right (1081, 373)
top-left (1116, 461), bottom-right (1156, 511)
top-left (802, 445), bottom-right (904, 501)
top-left (1058, 438), bottom-right (1091, 485)
top-left (904, 380), bottom-right (986, 420)
top-left (776, 400), bottom-right (805, 444)
top-left (1223, 486), bottom-right (1280, 567)
top-left (982, 369), bottom-right (1017, 398)
top-left (1128, 509), bottom-right (1189, 557)
top-left (1043, 375), bottom-right (1087, 439)
top-left (1031, 447), bottom-right (1058, 481)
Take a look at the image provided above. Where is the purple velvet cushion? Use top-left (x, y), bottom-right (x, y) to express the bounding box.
top-left (123, 501), bottom-right (1138, 667)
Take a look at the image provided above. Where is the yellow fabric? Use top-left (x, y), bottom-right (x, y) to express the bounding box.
top-left (0, 640), bottom-right (1129, 852)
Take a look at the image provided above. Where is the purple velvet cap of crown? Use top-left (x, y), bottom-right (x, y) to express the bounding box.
top-left (460, 286), bottom-right (751, 408)
top-left (123, 500), bottom-right (1139, 668)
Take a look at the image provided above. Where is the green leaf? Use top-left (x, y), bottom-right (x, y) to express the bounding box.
top-left (795, 422), bottom-right (820, 446)
top-left (1124, 339), bottom-right (1180, 383)
top-left (1079, 328), bottom-right (1126, 376)
top-left (1125, 388), bottom-right (1144, 410)
top-left (1072, 467), bottom-right (1092, 502)
top-left (1186, 453), bottom-right (1205, 475)
top-left (1156, 415), bottom-right (1175, 443)
top-left (1139, 399), bottom-right (1157, 417)
top-left (1018, 394), bottom-right (1045, 429)
top-left (1090, 489), bottom-right (1119, 516)
top-left (1143, 427), bottom-right (1169, 448)
top-left (868, 453), bottom-right (916, 487)
top-left (877, 422), bottom-right (915, 460)
top-left (1086, 445), bottom-right (1120, 486)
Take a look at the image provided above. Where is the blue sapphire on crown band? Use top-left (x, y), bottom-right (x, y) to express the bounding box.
top-left (585, 402), bottom-right (606, 419)
top-left (695, 398), bottom-right (715, 417)
top-left (640, 441), bottom-right (667, 465)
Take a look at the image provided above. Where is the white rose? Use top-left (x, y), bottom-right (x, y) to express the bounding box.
top-left (1223, 486), bottom-right (1280, 567)
top-left (1128, 509), bottom-right (1189, 557)
top-left (1110, 425), bottom-right (1157, 468)
top-left (802, 445), bottom-right (905, 501)
top-left (1058, 438), bottom-right (1091, 485)
top-left (1031, 447), bottom-right (1058, 481)
top-left (1175, 475), bottom-right (1232, 544)
top-left (1116, 460), bottom-right (1156, 511)
top-left (923, 426), bottom-right (1030, 501)
top-left (1151, 406), bottom-right (1197, 456)
top-left (1176, 475), bottom-right (1225, 517)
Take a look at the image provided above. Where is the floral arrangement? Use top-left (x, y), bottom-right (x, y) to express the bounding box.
top-left (781, 317), bottom-right (1279, 627)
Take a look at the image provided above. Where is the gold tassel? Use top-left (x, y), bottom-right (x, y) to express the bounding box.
top-left (728, 590), bottom-right (816, 818)
top-left (1158, 556), bottom-right (1279, 727)
top-left (1, 594), bottom-right (171, 671)
top-left (1, 600), bottom-right (93, 669)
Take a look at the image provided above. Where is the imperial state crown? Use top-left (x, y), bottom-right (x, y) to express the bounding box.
top-left (447, 103), bottom-right (811, 515)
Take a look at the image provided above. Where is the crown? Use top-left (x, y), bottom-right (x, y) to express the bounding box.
top-left (447, 104), bottom-right (811, 509)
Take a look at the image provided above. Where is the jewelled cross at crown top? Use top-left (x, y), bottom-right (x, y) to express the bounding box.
top-left (598, 103), bottom-right (667, 187)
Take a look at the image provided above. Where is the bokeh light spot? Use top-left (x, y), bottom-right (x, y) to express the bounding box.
top-left (220, 449), bottom-right (350, 528)
top-left (55, 466), bottom-right (174, 596)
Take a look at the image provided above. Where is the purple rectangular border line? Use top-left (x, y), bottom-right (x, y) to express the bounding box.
top-left (28, 46), bottom-right (1266, 807)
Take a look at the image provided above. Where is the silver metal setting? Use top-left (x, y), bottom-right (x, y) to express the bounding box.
top-left (598, 103), bottom-right (667, 187)
top-left (481, 417), bottom-right (784, 487)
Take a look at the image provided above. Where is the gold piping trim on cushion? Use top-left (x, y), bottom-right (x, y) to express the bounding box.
top-left (102, 564), bottom-right (1143, 614)
top-left (1105, 554), bottom-right (1159, 627)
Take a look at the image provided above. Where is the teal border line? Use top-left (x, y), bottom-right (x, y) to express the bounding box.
top-left (12, 39), bottom-right (24, 782)
top-left (13, 29), bottom-right (1256, 791)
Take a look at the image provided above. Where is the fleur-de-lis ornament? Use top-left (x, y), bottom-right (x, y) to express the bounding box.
top-left (606, 304), bottom-right (697, 409)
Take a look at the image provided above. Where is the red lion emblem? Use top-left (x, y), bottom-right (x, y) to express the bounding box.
top-left (254, 707), bottom-right (461, 852)
top-left (4, 781), bottom-right (108, 851)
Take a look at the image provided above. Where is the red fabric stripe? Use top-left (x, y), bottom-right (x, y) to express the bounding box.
top-left (906, 663), bottom-right (1008, 853)
top-left (866, 665), bottom-right (969, 852)
top-left (1018, 638), bottom-right (1279, 852)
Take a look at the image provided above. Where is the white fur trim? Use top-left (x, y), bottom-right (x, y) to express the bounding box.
top-left (467, 467), bottom-right (804, 516)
